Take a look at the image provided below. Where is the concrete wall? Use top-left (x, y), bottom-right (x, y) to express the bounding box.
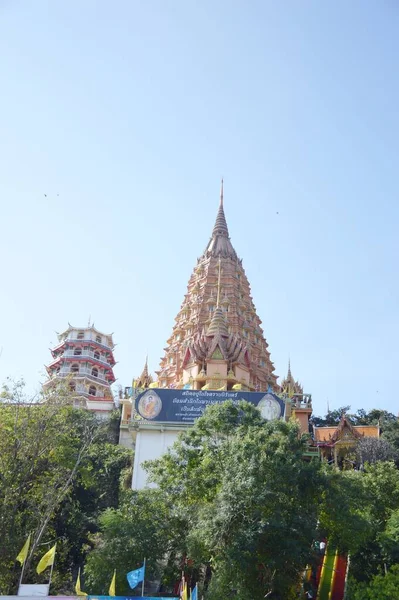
top-left (132, 428), bottom-right (183, 489)
top-left (119, 427), bottom-right (134, 449)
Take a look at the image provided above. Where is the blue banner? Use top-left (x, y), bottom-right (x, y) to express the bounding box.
top-left (134, 388), bottom-right (285, 423)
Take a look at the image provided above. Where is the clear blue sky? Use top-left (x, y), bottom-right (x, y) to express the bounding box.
top-left (0, 1), bottom-right (398, 417)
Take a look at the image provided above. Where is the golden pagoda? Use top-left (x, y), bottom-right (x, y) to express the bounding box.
top-left (156, 181), bottom-right (279, 392)
top-left (134, 356), bottom-right (153, 390)
top-left (280, 360), bottom-right (303, 398)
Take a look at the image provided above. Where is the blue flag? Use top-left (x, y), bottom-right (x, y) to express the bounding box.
top-left (191, 584), bottom-right (198, 600)
top-left (127, 564), bottom-right (145, 589)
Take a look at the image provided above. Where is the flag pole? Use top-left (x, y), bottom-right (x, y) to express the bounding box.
top-left (18, 556), bottom-right (27, 591)
top-left (17, 532), bottom-right (31, 593)
top-left (48, 544), bottom-right (57, 595)
top-left (141, 557), bottom-right (146, 597)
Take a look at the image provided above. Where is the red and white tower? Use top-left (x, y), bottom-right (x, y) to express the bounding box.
top-left (44, 324), bottom-right (117, 417)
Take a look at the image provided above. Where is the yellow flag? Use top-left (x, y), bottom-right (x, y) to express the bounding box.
top-left (36, 543), bottom-right (56, 574)
top-left (75, 568), bottom-right (87, 596)
top-left (109, 570), bottom-right (116, 597)
top-left (182, 580), bottom-right (188, 600)
top-left (148, 382), bottom-right (158, 388)
top-left (16, 534), bottom-right (31, 565)
top-left (232, 383), bottom-right (242, 390)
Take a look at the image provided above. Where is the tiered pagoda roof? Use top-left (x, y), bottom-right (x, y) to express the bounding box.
top-left (44, 324), bottom-right (116, 415)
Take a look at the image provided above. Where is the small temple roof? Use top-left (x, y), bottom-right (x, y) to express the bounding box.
top-left (314, 417), bottom-right (380, 443)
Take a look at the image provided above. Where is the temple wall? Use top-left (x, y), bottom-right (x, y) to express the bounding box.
top-left (132, 427), bottom-right (184, 489)
top-left (293, 410), bottom-right (311, 436)
top-left (235, 365), bottom-right (250, 385)
top-left (183, 364), bottom-right (200, 383)
top-left (207, 361), bottom-right (228, 377)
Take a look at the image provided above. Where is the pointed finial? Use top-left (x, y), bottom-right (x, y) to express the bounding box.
top-left (211, 180), bottom-right (229, 238)
top-left (141, 354), bottom-right (149, 377)
top-left (287, 358), bottom-right (292, 379)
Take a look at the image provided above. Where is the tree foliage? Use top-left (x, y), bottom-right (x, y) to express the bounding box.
top-left (356, 437), bottom-right (398, 466)
top-left (311, 406), bottom-right (397, 429)
top-left (0, 379), bottom-right (131, 594)
top-left (348, 565), bottom-right (399, 600)
top-left (2, 385), bottom-right (399, 598)
top-left (84, 489), bottom-right (180, 595)
top-left (146, 401), bottom-right (324, 600)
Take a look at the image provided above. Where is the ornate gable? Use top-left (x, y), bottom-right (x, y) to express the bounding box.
top-left (331, 416), bottom-right (362, 443)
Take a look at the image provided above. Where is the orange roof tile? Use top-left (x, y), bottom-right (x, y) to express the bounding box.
top-left (314, 424), bottom-right (379, 443)
top-left (354, 426), bottom-right (379, 438)
top-left (314, 427), bottom-right (337, 442)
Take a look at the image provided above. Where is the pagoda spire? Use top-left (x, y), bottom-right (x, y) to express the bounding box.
top-left (142, 355), bottom-right (149, 378)
top-left (212, 187), bottom-right (229, 238)
top-left (136, 355), bottom-right (153, 389)
top-left (204, 182), bottom-right (237, 259)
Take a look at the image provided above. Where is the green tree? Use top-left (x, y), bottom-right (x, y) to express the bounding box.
top-left (378, 508), bottom-right (399, 565)
top-left (310, 406), bottom-right (351, 427)
top-left (348, 565), bottom-right (399, 600)
top-left (351, 409), bottom-right (396, 427)
top-left (318, 468), bottom-right (372, 555)
top-left (146, 401), bottom-right (324, 600)
top-left (0, 379), bottom-right (131, 594)
top-left (345, 462), bottom-right (399, 584)
top-left (48, 416), bottom-right (132, 593)
top-left (382, 419), bottom-right (399, 453)
top-left (84, 489), bottom-right (178, 595)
